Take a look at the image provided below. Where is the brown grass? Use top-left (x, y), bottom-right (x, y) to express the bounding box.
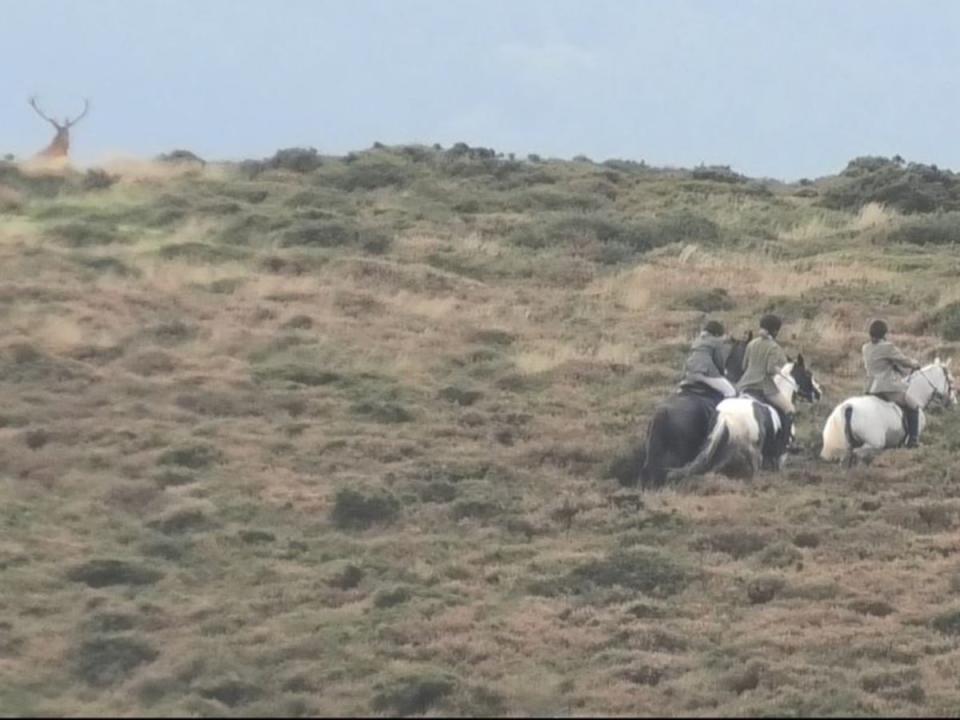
top-left (0, 155), bottom-right (958, 716)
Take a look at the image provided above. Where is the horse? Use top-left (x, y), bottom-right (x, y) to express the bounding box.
top-left (662, 355), bottom-right (822, 484)
top-left (820, 358), bottom-right (956, 467)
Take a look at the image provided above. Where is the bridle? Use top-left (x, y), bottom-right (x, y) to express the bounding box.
top-left (777, 366), bottom-right (818, 403)
top-left (911, 365), bottom-right (955, 408)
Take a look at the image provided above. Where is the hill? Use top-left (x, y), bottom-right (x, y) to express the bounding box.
top-left (1, 146), bottom-right (960, 716)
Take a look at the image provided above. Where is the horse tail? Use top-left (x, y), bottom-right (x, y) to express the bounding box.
top-left (819, 405), bottom-right (848, 461)
top-left (640, 407), bottom-right (669, 489)
top-left (843, 405), bottom-right (863, 450)
top-left (666, 416), bottom-right (731, 483)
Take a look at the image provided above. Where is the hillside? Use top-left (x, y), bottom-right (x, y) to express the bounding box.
top-left (1, 146), bottom-right (960, 716)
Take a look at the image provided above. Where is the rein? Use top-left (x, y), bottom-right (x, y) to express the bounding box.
top-left (910, 366), bottom-right (952, 407)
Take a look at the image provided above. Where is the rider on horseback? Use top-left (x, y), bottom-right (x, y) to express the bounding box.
top-left (737, 314), bottom-right (794, 455)
top-left (863, 319), bottom-right (922, 448)
top-left (678, 320), bottom-right (737, 400)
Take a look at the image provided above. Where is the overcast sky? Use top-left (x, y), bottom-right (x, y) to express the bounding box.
top-left (4, 0), bottom-right (959, 179)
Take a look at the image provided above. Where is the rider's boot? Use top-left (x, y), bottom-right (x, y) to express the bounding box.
top-left (904, 407), bottom-right (920, 448)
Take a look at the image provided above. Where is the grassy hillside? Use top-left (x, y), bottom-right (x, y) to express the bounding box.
top-left (1, 146), bottom-right (960, 716)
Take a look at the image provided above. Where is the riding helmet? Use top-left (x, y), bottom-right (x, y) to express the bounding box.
top-left (869, 319), bottom-right (888, 341)
top-left (703, 320), bottom-right (725, 337)
top-left (760, 314), bottom-right (782, 336)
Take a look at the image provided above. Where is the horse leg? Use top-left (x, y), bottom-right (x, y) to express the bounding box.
top-left (843, 448), bottom-right (860, 469)
top-left (640, 415), bottom-right (668, 490)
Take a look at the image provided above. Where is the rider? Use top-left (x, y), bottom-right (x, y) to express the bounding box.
top-left (737, 314), bottom-right (794, 455)
top-left (678, 320), bottom-right (737, 399)
top-left (863, 319), bottom-right (922, 448)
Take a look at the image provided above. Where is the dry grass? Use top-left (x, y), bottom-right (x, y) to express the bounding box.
top-left (852, 202), bottom-right (899, 232)
top-left (0, 153), bottom-right (958, 717)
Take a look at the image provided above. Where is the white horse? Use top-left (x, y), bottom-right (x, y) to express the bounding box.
top-left (821, 358), bottom-right (956, 466)
top-left (668, 357), bottom-right (822, 481)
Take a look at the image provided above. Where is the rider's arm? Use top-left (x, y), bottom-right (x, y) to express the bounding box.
top-left (766, 345), bottom-right (788, 378)
top-left (713, 340), bottom-right (731, 376)
top-left (888, 343), bottom-right (921, 372)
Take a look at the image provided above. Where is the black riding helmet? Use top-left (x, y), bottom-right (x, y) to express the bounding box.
top-left (703, 320), bottom-right (725, 337)
top-left (869, 319), bottom-right (888, 341)
top-left (760, 314), bottom-right (782, 337)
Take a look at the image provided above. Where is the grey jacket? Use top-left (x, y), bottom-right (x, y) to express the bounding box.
top-left (737, 329), bottom-right (788, 398)
top-left (682, 332), bottom-right (731, 382)
top-left (863, 339), bottom-right (919, 394)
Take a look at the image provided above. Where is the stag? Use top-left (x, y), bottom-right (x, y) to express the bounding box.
top-left (28, 96), bottom-right (90, 159)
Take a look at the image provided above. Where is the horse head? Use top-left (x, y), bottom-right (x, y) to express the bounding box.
top-left (723, 330), bottom-right (753, 384)
top-left (786, 353), bottom-right (822, 403)
top-left (932, 357), bottom-right (957, 407)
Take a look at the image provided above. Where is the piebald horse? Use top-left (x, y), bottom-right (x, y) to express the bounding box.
top-left (821, 358), bottom-right (956, 467)
top-left (666, 356), bottom-right (822, 482)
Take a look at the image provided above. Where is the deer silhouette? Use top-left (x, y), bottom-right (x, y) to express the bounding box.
top-left (28, 96), bottom-right (90, 159)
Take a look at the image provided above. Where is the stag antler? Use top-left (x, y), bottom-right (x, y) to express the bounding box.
top-left (66, 98), bottom-right (90, 128)
top-left (28, 95), bottom-right (58, 127)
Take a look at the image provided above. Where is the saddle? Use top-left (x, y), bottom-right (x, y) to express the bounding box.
top-left (740, 389), bottom-right (795, 458)
top-left (677, 382), bottom-right (725, 404)
top-left (867, 395), bottom-right (912, 440)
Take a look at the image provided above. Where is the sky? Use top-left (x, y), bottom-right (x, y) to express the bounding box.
top-left (3, 0), bottom-right (960, 180)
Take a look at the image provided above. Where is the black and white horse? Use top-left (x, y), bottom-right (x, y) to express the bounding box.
top-left (665, 356), bottom-right (822, 483)
top-left (639, 344), bottom-right (821, 488)
top-left (820, 358), bottom-right (955, 466)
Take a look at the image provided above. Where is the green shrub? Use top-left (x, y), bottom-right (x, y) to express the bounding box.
top-left (328, 160), bottom-right (412, 191)
top-left (149, 320), bottom-right (195, 345)
top-left (74, 255), bottom-right (137, 276)
top-left (49, 221), bottom-right (124, 247)
top-left (328, 564), bottom-right (365, 590)
top-left (350, 401), bottom-right (414, 423)
top-left (931, 608), bottom-right (960, 635)
top-left (331, 488), bottom-right (400, 530)
top-left (451, 499), bottom-right (500, 521)
top-left (691, 165), bottom-right (746, 183)
top-left (157, 149), bottom-right (206, 167)
top-left (533, 549), bottom-right (692, 598)
top-left (372, 673), bottom-right (457, 716)
top-left (694, 531), bottom-right (768, 559)
top-left (747, 575), bottom-right (785, 604)
top-left (157, 444), bottom-right (222, 469)
top-left (0, 160), bottom-right (69, 197)
top-left (279, 220), bottom-right (391, 253)
top-left (509, 210), bottom-right (718, 253)
top-left (437, 386), bottom-right (483, 406)
top-left (267, 147), bottom-right (322, 173)
top-left (198, 680), bottom-right (264, 707)
top-left (254, 364), bottom-right (340, 387)
top-left (821, 156), bottom-right (960, 213)
top-left (678, 287), bottom-right (734, 312)
top-left (149, 507), bottom-right (217, 534)
top-left (888, 213), bottom-right (960, 245)
top-left (157, 242), bottom-right (246, 262)
top-left (81, 169), bottom-right (118, 191)
top-left (937, 303), bottom-right (960, 341)
top-left (73, 636), bottom-right (158, 687)
top-left (373, 586), bottom-right (412, 608)
top-left (655, 208), bottom-right (720, 245)
top-left (66, 560), bottom-right (162, 588)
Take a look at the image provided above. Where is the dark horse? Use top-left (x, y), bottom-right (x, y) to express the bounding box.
top-left (638, 332), bottom-right (751, 488)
